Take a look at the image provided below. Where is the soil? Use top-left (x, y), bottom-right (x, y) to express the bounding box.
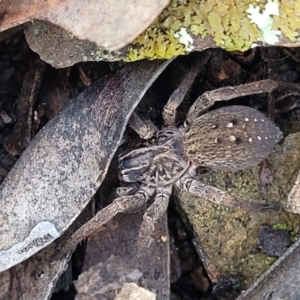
top-left (1, 31), bottom-right (300, 300)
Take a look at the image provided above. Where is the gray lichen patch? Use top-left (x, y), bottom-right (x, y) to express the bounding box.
top-left (175, 132), bottom-right (300, 288)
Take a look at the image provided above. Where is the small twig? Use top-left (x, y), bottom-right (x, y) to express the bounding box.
top-left (9, 56), bottom-right (45, 155)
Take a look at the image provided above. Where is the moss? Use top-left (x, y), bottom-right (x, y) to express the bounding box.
top-left (272, 223), bottom-right (288, 230)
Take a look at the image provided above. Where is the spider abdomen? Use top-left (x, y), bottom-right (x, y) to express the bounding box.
top-left (183, 105), bottom-right (282, 171)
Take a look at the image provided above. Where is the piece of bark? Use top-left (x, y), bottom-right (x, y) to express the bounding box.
top-left (75, 210), bottom-right (170, 300)
top-left (8, 56), bottom-right (45, 156)
top-left (236, 236), bottom-right (300, 300)
top-left (0, 59), bottom-right (172, 273)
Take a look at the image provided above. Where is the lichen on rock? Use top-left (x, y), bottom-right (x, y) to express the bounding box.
top-left (126, 0), bottom-right (300, 61)
top-left (175, 132), bottom-right (300, 288)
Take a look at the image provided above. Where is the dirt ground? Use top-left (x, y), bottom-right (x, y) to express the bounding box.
top-left (1, 32), bottom-right (300, 300)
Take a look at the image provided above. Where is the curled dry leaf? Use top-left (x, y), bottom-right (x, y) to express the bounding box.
top-left (0, 59), bottom-right (171, 273)
top-left (0, 0), bottom-right (169, 50)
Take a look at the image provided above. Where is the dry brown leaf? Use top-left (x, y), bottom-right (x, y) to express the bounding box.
top-left (0, 59), bottom-right (172, 273)
top-left (0, 0), bottom-right (169, 50)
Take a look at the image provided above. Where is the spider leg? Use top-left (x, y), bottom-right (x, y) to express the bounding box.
top-left (176, 174), bottom-right (281, 212)
top-left (186, 80), bottom-right (279, 124)
top-left (185, 90), bottom-right (216, 125)
top-left (162, 51), bottom-right (211, 127)
top-left (138, 185), bottom-right (172, 251)
top-left (115, 184), bottom-right (140, 197)
top-left (129, 111), bottom-right (158, 139)
top-left (54, 191), bottom-right (149, 259)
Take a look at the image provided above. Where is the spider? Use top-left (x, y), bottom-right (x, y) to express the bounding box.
top-left (59, 54), bottom-right (282, 256)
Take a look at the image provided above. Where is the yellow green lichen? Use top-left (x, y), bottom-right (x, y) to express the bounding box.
top-left (247, 0), bottom-right (282, 44)
top-left (124, 0), bottom-right (300, 62)
top-left (273, 1), bottom-right (300, 42)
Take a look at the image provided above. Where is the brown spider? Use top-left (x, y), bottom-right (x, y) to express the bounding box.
top-left (59, 55), bottom-right (282, 255)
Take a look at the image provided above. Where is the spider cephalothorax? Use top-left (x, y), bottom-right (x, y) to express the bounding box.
top-left (119, 129), bottom-right (188, 187)
top-left (60, 54), bottom-right (282, 257)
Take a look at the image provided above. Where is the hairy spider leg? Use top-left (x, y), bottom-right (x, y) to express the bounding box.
top-left (54, 191), bottom-right (149, 257)
top-left (176, 173), bottom-right (281, 212)
top-left (163, 50), bottom-right (211, 127)
top-left (129, 111), bottom-right (158, 139)
top-left (137, 185), bottom-right (172, 252)
top-left (128, 50), bottom-right (211, 136)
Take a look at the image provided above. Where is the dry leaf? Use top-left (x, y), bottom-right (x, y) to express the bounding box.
top-left (0, 0), bottom-right (169, 50)
top-left (0, 59), bottom-right (171, 273)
